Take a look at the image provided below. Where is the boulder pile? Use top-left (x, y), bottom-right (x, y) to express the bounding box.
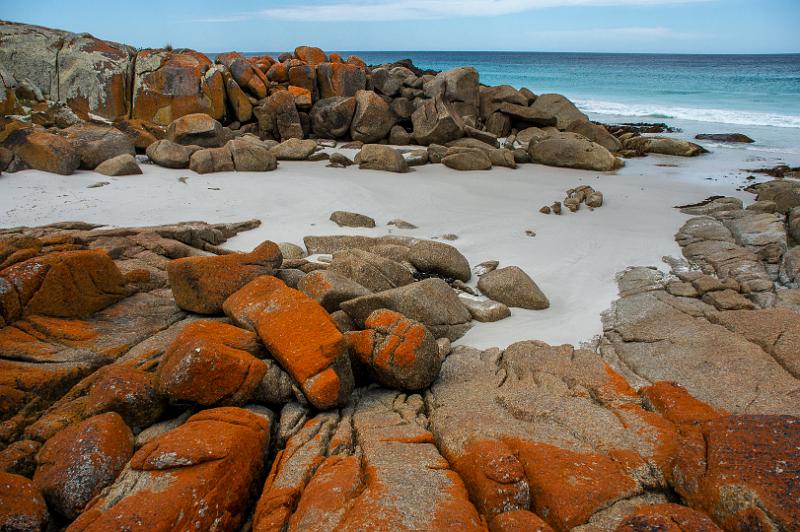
top-left (1, 21), bottom-right (708, 177)
top-left (0, 194), bottom-right (797, 530)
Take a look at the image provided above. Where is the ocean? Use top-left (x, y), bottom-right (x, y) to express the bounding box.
top-left (241, 51), bottom-right (800, 157)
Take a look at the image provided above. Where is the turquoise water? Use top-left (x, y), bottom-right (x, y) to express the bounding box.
top-left (241, 51), bottom-right (800, 154)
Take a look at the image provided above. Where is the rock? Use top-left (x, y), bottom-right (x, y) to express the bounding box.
top-left (340, 278), bottom-right (472, 341)
top-left (404, 149), bottom-right (429, 166)
top-left (295, 46), bottom-right (326, 64)
top-left (85, 366), bottom-right (165, 431)
top-left (0, 440), bottom-right (41, 478)
top-left (225, 77), bottom-right (252, 122)
top-left (94, 153), bottom-right (142, 176)
top-left (388, 219), bottom-right (418, 229)
top-left (423, 67), bottom-right (480, 117)
top-left (329, 210), bottom-right (376, 228)
top-left (252, 390), bottom-right (483, 531)
top-left (695, 133), bottom-right (754, 143)
top-left (746, 200), bottom-right (778, 214)
top-left (566, 121), bottom-right (621, 152)
top-left (473, 260), bottom-right (499, 276)
top-left (145, 139), bottom-right (201, 169)
top-left (158, 321), bottom-right (268, 406)
top-left (427, 342), bottom-right (679, 530)
top-left (254, 90), bottom-right (303, 141)
top-left (485, 112), bottom-right (513, 138)
top-left (316, 63), bottom-right (366, 99)
top-left (347, 309), bottom-right (442, 390)
top-left (112, 119), bottom-right (164, 151)
top-left (427, 143), bottom-right (449, 163)
top-left (358, 144), bottom-right (409, 173)
top-left (371, 67), bottom-right (407, 97)
top-left (623, 136), bottom-right (707, 157)
top-left (388, 125), bottom-right (412, 145)
top-left (34, 413), bottom-right (133, 519)
top-left (752, 180), bottom-right (800, 214)
top-left (350, 90), bottom-right (394, 143)
top-left (2, 128), bottom-right (80, 175)
top-left (702, 289), bottom-right (756, 310)
top-left (69, 408), bottom-right (270, 531)
top-left (443, 148), bottom-right (492, 171)
top-left (678, 196), bottom-right (743, 216)
top-left (166, 113), bottom-right (224, 148)
top-left (0, 249), bottom-right (131, 323)
top-left (328, 152), bottom-right (354, 168)
top-left (227, 138), bottom-right (277, 171)
top-left (215, 52), bottom-right (268, 99)
top-left (412, 97), bottom-right (465, 146)
top-left (497, 102), bottom-right (557, 128)
top-left (223, 276), bottom-right (354, 409)
top-left (586, 191), bottom-right (604, 208)
top-left (310, 96), bottom-right (356, 138)
top-left (298, 270), bottom-right (371, 312)
top-left (271, 138), bottom-right (317, 160)
top-left (479, 85), bottom-right (528, 120)
top-left (390, 97), bottom-right (415, 119)
top-left (328, 249), bottom-right (415, 292)
top-left (132, 48), bottom-right (225, 125)
top-left (458, 295), bottom-right (511, 322)
top-left (0, 23), bottom-right (134, 120)
top-left (408, 239), bottom-right (471, 281)
top-left (530, 132), bottom-right (621, 171)
top-left (61, 123), bottom-right (136, 169)
top-left (0, 472), bottom-right (49, 531)
top-left (188, 146), bottom-right (234, 174)
top-left (616, 503), bottom-right (721, 531)
top-left (478, 266), bottom-right (549, 310)
top-left (528, 93), bottom-right (589, 129)
top-left (167, 240), bottom-right (282, 314)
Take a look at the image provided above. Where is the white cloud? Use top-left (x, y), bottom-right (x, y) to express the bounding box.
top-left (192, 0), bottom-right (715, 23)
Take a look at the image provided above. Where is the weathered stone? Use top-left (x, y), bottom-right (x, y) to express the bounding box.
top-left (358, 144), bottom-right (409, 173)
top-left (443, 148), bottom-right (492, 171)
top-left (530, 132), bottom-right (621, 171)
top-left (350, 90), bottom-right (394, 143)
top-left (347, 309), bottom-right (442, 390)
top-left (412, 97), bottom-right (465, 146)
top-left (216, 51), bottom-right (268, 99)
top-left (423, 67), bottom-right (480, 117)
top-left (145, 139), bottom-right (201, 169)
top-left (34, 412), bottom-right (133, 519)
top-left (132, 48), bottom-right (225, 125)
top-left (341, 278), bottom-right (472, 341)
top-left (166, 112), bottom-right (224, 148)
top-left (458, 295), bottom-right (511, 323)
top-left (528, 93), bottom-right (589, 129)
top-left (2, 128), bottom-right (80, 175)
top-left (623, 136), bottom-right (707, 157)
top-left (310, 96), bottom-right (356, 138)
top-left (158, 321), bottom-right (268, 406)
top-left (227, 138), bottom-right (277, 171)
top-left (408, 239), bottom-right (471, 281)
top-left (0, 472), bottom-right (49, 532)
top-left (189, 146), bottom-right (234, 174)
top-left (223, 276), bottom-right (354, 409)
top-left (328, 249), bottom-right (414, 292)
top-left (294, 46), bottom-right (327, 65)
top-left (167, 240), bottom-right (282, 314)
top-left (478, 266), bottom-right (549, 310)
top-left (566, 120), bottom-right (621, 152)
top-left (479, 85), bottom-right (528, 120)
top-left (329, 210), bottom-right (376, 228)
top-left (68, 408), bottom-right (270, 532)
top-left (85, 366), bottom-right (165, 431)
top-left (271, 138), bottom-right (317, 160)
top-left (298, 270), bottom-right (371, 312)
top-left (94, 153), bottom-right (142, 176)
top-left (695, 133), bottom-right (754, 143)
top-left (498, 102), bottom-right (557, 128)
top-left (317, 63), bottom-right (366, 99)
top-left (254, 90), bottom-right (303, 141)
top-left (62, 123), bottom-right (136, 169)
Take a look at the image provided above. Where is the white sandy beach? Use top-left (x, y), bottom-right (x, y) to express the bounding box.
top-left (0, 140), bottom-right (792, 349)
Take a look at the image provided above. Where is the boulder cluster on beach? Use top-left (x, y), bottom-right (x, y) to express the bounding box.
top-left (0, 175), bottom-right (799, 530)
top-left (0, 20), bottom-right (708, 178)
top-left (1, 19), bottom-right (799, 532)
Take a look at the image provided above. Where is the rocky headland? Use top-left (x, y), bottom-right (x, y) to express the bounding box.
top-left (1, 19), bottom-right (799, 532)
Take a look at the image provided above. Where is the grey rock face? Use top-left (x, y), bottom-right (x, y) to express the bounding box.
top-left (478, 266), bottom-right (550, 310)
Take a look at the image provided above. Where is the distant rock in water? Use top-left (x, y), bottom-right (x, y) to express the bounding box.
top-left (695, 133), bottom-right (755, 143)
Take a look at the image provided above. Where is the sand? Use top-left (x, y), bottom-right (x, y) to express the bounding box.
top-left (0, 143), bottom-right (790, 349)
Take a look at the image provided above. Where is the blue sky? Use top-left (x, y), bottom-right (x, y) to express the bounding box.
top-left (1, 0), bottom-right (798, 53)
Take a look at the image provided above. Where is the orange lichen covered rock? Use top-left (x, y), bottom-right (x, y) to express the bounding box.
top-left (0, 471), bottom-right (49, 531)
top-left (68, 407), bottom-right (270, 532)
top-left (640, 381), bottom-right (726, 427)
top-left (346, 309), bottom-right (441, 390)
top-left (317, 62), bottom-right (367, 99)
top-left (616, 503), bottom-right (721, 531)
top-left (0, 236), bottom-right (42, 270)
top-left (216, 51), bottom-right (268, 99)
top-left (294, 46), bottom-right (327, 65)
top-left (490, 510), bottom-right (554, 532)
top-left (223, 276), bottom-right (353, 409)
top-left (2, 128), bottom-right (81, 175)
top-left (157, 320), bottom-right (268, 406)
top-left (34, 412), bottom-right (133, 519)
top-left (671, 415), bottom-right (799, 530)
top-left (166, 240), bottom-right (281, 314)
top-left (0, 249), bottom-right (132, 324)
top-left (85, 365), bottom-right (165, 431)
top-left (132, 48), bottom-right (226, 125)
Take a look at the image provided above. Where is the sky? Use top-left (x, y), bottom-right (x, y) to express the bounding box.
top-left (1, 0), bottom-right (798, 54)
